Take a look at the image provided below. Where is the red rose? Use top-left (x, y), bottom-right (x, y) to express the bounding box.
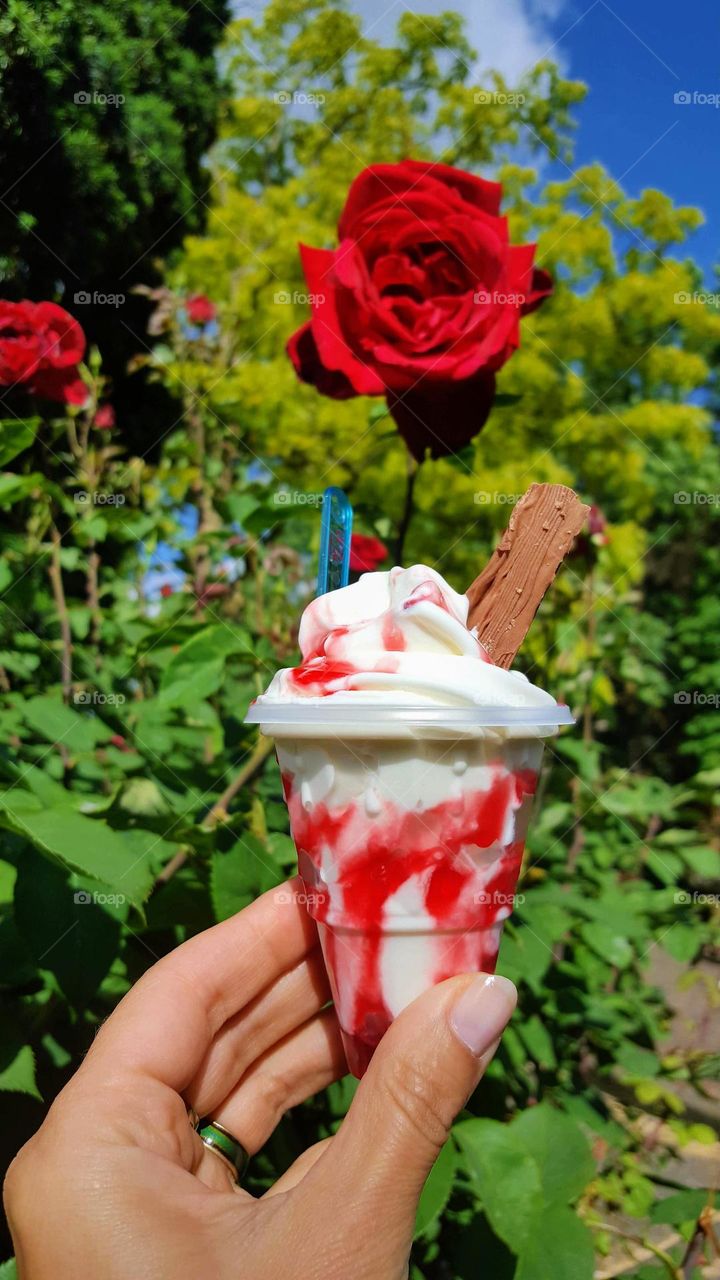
top-left (94, 403), bottom-right (116, 430)
top-left (185, 294), bottom-right (217, 325)
top-left (0, 300), bottom-right (87, 405)
top-left (287, 161), bottom-right (552, 460)
top-left (349, 533), bottom-right (389, 573)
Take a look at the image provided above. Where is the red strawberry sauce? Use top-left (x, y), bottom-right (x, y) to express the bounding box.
top-left (282, 763), bottom-right (537, 1076)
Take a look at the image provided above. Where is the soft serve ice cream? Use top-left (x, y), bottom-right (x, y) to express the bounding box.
top-left (249, 566), bottom-right (567, 1076)
top-left (260, 564), bottom-right (558, 713)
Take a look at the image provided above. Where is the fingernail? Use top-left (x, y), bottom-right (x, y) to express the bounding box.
top-left (449, 974), bottom-right (517, 1056)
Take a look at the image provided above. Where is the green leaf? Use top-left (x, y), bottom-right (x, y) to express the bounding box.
top-left (453, 1118), bottom-right (542, 1252)
top-left (266, 831), bottom-right (297, 867)
top-left (14, 850), bottom-right (121, 1006)
top-left (6, 762), bottom-right (68, 808)
top-left (145, 866), bottom-right (214, 934)
top-left (0, 802), bottom-right (168, 906)
top-left (0, 420), bottom-right (38, 466)
top-left (646, 848), bottom-right (682, 884)
top-left (514, 1206), bottom-right (594, 1280)
top-left (679, 845), bottom-right (720, 878)
top-left (615, 1042), bottom-right (660, 1078)
top-left (68, 606), bottom-right (92, 641)
top-left (650, 1189), bottom-right (708, 1226)
top-left (498, 926), bottom-right (553, 992)
top-left (0, 909), bottom-right (37, 986)
top-left (21, 694), bottom-right (111, 751)
top-left (0, 649), bottom-right (40, 678)
top-left (0, 861), bottom-right (16, 903)
top-left (225, 494), bottom-right (260, 525)
top-left (516, 899), bottom-right (571, 946)
top-left (517, 1015), bottom-right (557, 1070)
top-left (41, 1033), bottom-right (72, 1070)
top-left (414, 1140), bottom-right (456, 1238)
top-left (552, 737), bottom-right (602, 785)
top-left (580, 921), bottom-right (633, 968)
top-left (511, 1103), bottom-right (595, 1205)
top-left (0, 1039), bottom-right (41, 1101)
top-left (81, 515), bottom-right (108, 541)
top-left (119, 778), bottom-right (171, 817)
top-left (0, 472), bottom-right (42, 509)
top-left (660, 925), bottom-right (701, 964)
top-left (210, 834), bottom-right (281, 921)
top-left (158, 624), bottom-right (252, 708)
top-left (500, 1024), bottom-right (528, 1072)
top-left (561, 1096), bottom-right (629, 1148)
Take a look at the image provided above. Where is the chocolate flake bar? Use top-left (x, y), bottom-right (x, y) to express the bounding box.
top-left (466, 483), bottom-right (589, 668)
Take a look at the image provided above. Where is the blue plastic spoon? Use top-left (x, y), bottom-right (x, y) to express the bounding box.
top-left (317, 487), bottom-right (353, 595)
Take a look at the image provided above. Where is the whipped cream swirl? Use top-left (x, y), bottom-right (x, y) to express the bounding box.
top-left (259, 565), bottom-right (557, 710)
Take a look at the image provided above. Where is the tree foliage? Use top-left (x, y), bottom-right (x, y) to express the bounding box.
top-left (0, 0), bottom-right (229, 295)
top-left (0, 0), bottom-right (229, 444)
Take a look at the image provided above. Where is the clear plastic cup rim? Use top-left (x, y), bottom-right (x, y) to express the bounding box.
top-left (244, 700), bottom-right (574, 730)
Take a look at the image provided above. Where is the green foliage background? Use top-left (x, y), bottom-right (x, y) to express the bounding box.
top-left (0, 0), bottom-right (230, 446)
top-left (0, 2), bottom-right (718, 1275)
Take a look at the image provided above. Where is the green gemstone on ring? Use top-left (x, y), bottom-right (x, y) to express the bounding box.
top-left (199, 1122), bottom-right (249, 1180)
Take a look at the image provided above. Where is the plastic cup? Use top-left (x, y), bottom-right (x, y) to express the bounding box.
top-left (245, 702), bottom-right (572, 1077)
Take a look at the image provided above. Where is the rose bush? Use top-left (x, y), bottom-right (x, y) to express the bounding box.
top-left (0, 300), bottom-right (87, 404)
top-left (288, 161), bottom-right (552, 459)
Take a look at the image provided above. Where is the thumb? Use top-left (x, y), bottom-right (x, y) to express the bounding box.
top-left (317, 972), bottom-right (516, 1235)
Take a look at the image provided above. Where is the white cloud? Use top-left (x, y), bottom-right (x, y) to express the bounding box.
top-left (357, 0), bottom-right (571, 83)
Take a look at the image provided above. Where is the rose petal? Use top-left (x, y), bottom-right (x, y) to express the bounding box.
top-left (299, 244), bottom-right (385, 395)
top-left (30, 364), bottom-right (88, 405)
top-left (387, 373), bottom-right (496, 460)
top-left (349, 533), bottom-right (389, 572)
top-left (32, 302), bottom-right (86, 367)
top-left (287, 322), bottom-right (358, 399)
top-left (521, 266), bottom-right (554, 315)
top-left (339, 160), bottom-right (502, 239)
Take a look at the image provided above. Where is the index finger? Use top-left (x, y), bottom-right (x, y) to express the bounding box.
top-left (82, 877), bottom-right (318, 1093)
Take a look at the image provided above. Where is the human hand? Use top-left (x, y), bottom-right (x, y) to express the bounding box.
top-left (5, 877), bottom-right (516, 1279)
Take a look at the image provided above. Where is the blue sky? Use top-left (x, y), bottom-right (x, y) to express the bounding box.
top-left (354, 0), bottom-right (718, 279)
